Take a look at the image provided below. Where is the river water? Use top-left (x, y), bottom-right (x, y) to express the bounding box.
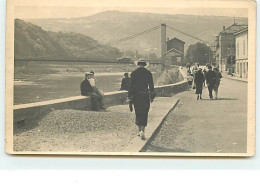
top-left (14, 61), bottom-right (162, 105)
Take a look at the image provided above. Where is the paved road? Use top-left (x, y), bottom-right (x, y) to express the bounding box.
top-left (143, 78), bottom-right (248, 153)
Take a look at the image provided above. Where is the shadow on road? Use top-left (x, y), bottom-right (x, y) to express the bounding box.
top-left (141, 144), bottom-right (190, 152)
top-left (200, 97), bottom-right (238, 101)
top-left (217, 98), bottom-right (238, 100)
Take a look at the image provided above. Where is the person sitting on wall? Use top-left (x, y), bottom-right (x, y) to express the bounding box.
top-left (80, 72), bottom-right (104, 111)
top-left (89, 70), bottom-right (105, 97)
top-left (120, 72), bottom-right (131, 91)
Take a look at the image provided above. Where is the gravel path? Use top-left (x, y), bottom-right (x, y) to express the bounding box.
top-left (14, 108), bottom-right (137, 152)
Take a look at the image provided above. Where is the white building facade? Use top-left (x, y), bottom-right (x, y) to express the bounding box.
top-left (234, 28), bottom-right (248, 78)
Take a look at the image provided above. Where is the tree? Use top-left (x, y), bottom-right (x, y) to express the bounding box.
top-left (226, 55), bottom-right (236, 65)
top-left (185, 42), bottom-right (213, 65)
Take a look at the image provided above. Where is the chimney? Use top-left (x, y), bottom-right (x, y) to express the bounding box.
top-left (223, 26), bottom-right (225, 31)
top-left (161, 24), bottom-right (167, 57)
top-left (216, 35), bottom-right (219, 48)
top-left (161, 23), bottom-right (166, 66)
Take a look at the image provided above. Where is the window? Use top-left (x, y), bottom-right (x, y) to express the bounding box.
top-left (243, 40), bottom-right (246, 54)
top-left (237, 43), bottom-right (239, 57)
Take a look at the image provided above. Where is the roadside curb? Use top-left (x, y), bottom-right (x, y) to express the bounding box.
top-left (224, 76), bottom-right (248, 83)
top-left (140, 98), bottom-right (180, 152)
top-left (123, 97), bottom-right (180, 152)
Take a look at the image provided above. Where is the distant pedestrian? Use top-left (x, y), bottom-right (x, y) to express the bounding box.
top-left (203, 68), bottom-right (207, 87)
top-left (194, 68), bottom-right (205, 100)
top-left (80, 72), bottom-right (104, 111)
top-left (120, 72), bottom-right (131, 91)
top-left (187, 68), bottom-right (191, 76)
top-left (192, 63), bottom-right (199, 87)
top-left (192, 62), bottom-right (199, 77)
top-left (129, 59), bottom-right (155, 140)
top-left (205, 66), bottom-right (217, 100)
top-left (213, 67), bottom-right (222, 99)
top-left (187, 73), bottom-right (193, 91)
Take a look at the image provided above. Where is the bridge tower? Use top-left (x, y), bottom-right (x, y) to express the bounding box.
top-left (161, 24), bottom-right (167, 67)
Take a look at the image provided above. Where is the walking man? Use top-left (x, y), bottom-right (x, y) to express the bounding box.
top-left (129, 59), bottom-right (155, 140)
top-left (213, 67), bottom-right (222, 99)
top-left (205, 65), bottom-right (216, 100)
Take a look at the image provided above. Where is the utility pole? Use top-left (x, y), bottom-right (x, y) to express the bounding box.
top-left (161, 24), bottom-right (167, 68)
top-left (230, 36), bottom-right (233, 74)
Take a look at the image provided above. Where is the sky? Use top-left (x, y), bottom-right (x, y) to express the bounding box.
top-left (15, 6), bottom-right (248, 19)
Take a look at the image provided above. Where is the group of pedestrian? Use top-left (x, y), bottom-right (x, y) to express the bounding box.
top-left (80, 60), bottom-right (223, 141)
top-left (80, 59), bottom-right (155, 140)
top-left (190, 63), bottom-right (222, 100)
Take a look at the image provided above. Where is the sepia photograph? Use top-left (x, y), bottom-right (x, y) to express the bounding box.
top-left (5, 0), bottom-right (256, 156)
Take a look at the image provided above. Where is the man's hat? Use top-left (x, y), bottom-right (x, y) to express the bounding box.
top-left (134, 59), bottom-right (150, 67)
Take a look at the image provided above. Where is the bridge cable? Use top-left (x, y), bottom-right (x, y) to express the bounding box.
top-left (106, 25), bottom-right (161, 45)
top-left (166, 24), bottom-right (211, 45)
top-left (85, 25), bottom-right (161, 51)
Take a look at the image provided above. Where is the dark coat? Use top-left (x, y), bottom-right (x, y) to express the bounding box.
top-left (129, 67), bottom-right (155, 97)
top-left (128, 67), bottom-right (155, 127)
top-left (214, 71), bottom-right (222, 86)
top-left (205, 70), bottom-right (217, 85)
top-left (194, 71), bottom-right (205, 85)
top-left (120, 77), bottom-right (131, 91)
top-left (194, 71), bottom-right (205, 94)
top-left (80, 79), bottom-right (94, 96)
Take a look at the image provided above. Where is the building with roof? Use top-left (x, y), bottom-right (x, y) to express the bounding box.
top-left (164, 37), bottom-right (185, 66)
top-left (215, 23), bottom-right (248, 72)
top-left (234, 27), bottom-right (248, 78)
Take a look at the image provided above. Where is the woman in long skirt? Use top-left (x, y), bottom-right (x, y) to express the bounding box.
top-left (194, 68), bottom-right (205, 100)
top-left (128, 59), bottom-right (155, 140)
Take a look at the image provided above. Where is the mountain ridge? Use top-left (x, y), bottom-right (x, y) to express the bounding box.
top-left (26, 11), bottom-right (247, 56)
top-left (15, 19), bottom-right (121, 60)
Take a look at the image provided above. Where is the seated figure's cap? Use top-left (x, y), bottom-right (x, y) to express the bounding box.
top-left (85, 72), bottom-right (92, 76)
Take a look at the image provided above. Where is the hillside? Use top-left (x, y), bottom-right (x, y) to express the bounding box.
top-left (14, 19), bottom-right (121, 60)
top-left (27, 11), bottom-right (247, 56)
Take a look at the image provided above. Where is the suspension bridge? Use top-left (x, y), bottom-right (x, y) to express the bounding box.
top-left (15, 23), bottom-right (215, 64)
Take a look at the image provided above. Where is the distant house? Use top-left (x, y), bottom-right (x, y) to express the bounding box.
top-left (164, 37), bottom-right (185, 66)
top-left (215, 23), bottom-right (248, 72)
top-left (234, 27), bottom-right (248, 78)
